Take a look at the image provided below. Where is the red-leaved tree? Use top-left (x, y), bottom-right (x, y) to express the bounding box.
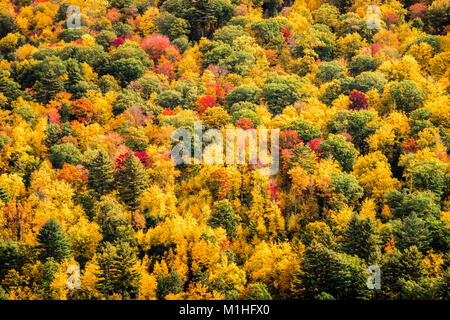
top-left (279, 130), bottom-right (302, 150)
top-left (348, 91), bottom-right (368, 111)
top-left (141, 34), bottom-right (171, 62)
top-left (409, 3), bottom-right (428, 20)
top-left (236, 118), bottom-right (254, 130)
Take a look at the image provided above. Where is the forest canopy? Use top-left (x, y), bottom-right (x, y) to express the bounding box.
top-left (0, 0), bottom-right (449, 300)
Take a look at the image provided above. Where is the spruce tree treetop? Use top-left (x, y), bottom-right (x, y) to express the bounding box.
top-left (293, 240), bottom-right (369, 300)
top-left (37, 218), bottom-right (71, 263)
top-left (97, 242), bottom-right (141, 299)
top-left (395, 213), bottom-right (431, 253)
top-left (116, 154), bottom-right (148, 212)
top-left (343, 214), bottom-right (381, 264)
top-left (208, 199), bottom-right (238, 238)
top-left (86, 149), bottom-right (115, 198)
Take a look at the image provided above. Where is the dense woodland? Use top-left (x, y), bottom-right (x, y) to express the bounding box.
top-left (0, 0), bottom-right (449, 300)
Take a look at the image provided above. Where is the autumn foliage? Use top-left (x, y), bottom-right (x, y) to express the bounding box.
top-left (0, 0), bottom-right (448, 302)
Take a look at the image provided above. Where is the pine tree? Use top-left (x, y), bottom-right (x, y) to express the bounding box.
top-left (97, 242), bottom-right (141, 299)
top-left (395, 213), bottom-right (431, 253)
top-left (86, 149), bottom-right (115, 197)
top-left (293, 240), bottom-right (369, 299)
top-left (65, 59), bottom-right (84, 88)
top-left (436, 268), bottom-right (450, 299)
top-left (37, 218), bottom-right (71, 262)
top-left (208, 200), bottom-right (238, 238)
top-left (0, 240), bottom-right (30, 279)
top-left (116, 155), bottom-right (148, 211)
top-left (34, 69), bottom-right (65, 104)
top-left (343, 214), bottom-right (381, 264)
top-left (39, 258), bottom-right (58, 299)
top-left (156, 268), bottom-right (184, 300)
top-left (382, 246), bottom-right (428, 293)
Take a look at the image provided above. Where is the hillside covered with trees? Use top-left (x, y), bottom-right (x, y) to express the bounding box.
top-left (0, 0), bottom-right (449, 300)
